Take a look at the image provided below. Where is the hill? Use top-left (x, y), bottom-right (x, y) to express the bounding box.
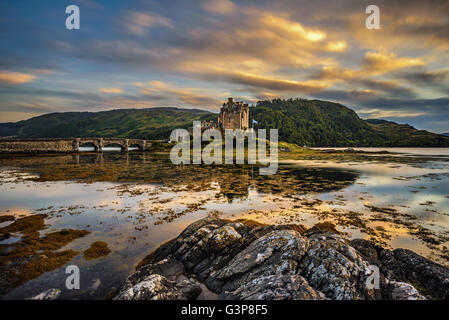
top-left (0, 108), bottom-right (216, 140)
top-left (364, 119), bottom-right (449, 147)
top-left (1, 99), bottom-right (448, 147)
top-left (250, 99), bottom-right (449, 147)
top-left (442, 132), bottom-right (449, 137)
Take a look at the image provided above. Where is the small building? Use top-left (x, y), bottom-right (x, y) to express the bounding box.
top-left (218, 97), bottom-right (249, 131)
top-left (187, 120), bottom-right (217, 136)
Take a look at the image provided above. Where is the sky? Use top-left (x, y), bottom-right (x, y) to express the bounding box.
top-left (0, 0), bottom-right (448, 133)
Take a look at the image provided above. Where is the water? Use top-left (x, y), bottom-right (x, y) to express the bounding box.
top-left (312, 147), bottom-right (449, 156)
top-left (0, 149), bottom-right (448, 299)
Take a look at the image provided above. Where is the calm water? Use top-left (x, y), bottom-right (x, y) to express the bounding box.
top-left (0, 149), bottom-right (448, 299)
top-left (312, 147), bottom-right (449, 156)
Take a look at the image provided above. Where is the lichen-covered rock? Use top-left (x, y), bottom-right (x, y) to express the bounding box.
top-left (298, 237), bottom-right (373, 300)
top-left (29, 288), bottom-right (61, 300)
top-left (114, 274), bottom-right (202, 300)
top-left (114, 217), bottom-right (449, 300)
top-left (214, 230), bottom-right (308, 279)
top-left (227, 274), bottom-right (325, 300)
top-left (114, 255), bottom-right (217, 300)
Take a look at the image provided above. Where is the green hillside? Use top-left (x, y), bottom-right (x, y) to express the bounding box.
top-left (1, 99), bottom-right (448, 147)
top-left (250, 99), bottom-right (449, 147)
top-left (365, 119), bottom-right (449, 147)
top-left (251, 99), bottom-right (377, 146)
top-left (0, 108), bottom-right (216, 140)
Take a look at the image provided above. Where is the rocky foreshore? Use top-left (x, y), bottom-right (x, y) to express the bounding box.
top-left (113, 217), bottom-right (449, 300)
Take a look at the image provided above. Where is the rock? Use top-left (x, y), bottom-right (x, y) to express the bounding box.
top-left (114, 217), bottom-right (449, 300)
top-left (392, 249), bottom-right (449, 300)
top-left (351, 239), bottom-right (449, 299)
top-left (114, 274), bottom-right (191, 300)
top-left (114, 255), bottom-right (212, 300)
top-left (388, 281), bottom-right (426, 300)
top-left (29, 288), bottom-right (61, 300)
top-left (298, 237), bottom-right (373, 300)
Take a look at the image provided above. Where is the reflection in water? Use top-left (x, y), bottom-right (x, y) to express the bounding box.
top-left (0, 151), bottom-right (448, 299)
top-left (0, 153), bottom-right (359, 199)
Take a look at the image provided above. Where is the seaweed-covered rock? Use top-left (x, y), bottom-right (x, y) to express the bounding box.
top-left (115, 217), bottom-right (449, 300)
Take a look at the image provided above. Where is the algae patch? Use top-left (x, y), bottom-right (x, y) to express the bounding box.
top-left (0, 215), bottom-right (15, 224)
top-left (0, 214), bottom-right (90, 297)
top-left (83, 241), bottom-right (111, 260)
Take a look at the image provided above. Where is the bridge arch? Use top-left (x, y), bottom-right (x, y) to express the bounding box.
top-left (79, 141), bottom-right (99, 152)
top-left (103, 142), bottom-right (127, 151)
top-left (129, 143), bottom-right (143, 151)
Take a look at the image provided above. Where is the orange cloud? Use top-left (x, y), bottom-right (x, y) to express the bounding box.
top-left (99, 87), bottom-right (123, 94)
top-left (0, 71), bottom-right (35, 84)
top-left (363, 51), bottom-right (425, 75)
top-left (326, 41), bottom-right (347, 52)
top-left (258, 11), bottom-right (327, 43)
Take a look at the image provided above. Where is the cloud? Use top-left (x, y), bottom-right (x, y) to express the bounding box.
top-left (0, 71), bottom-right (35, 84)
top-left (394, 69), bottom-right (449, 88)
top-left (357, 108), bottom-right (426, 118)
top-left (98, 87), bottom-right (123, 94)
top-left (124, 11), bottom-right (173, 35)
top-left (195, 69), bottom-right (328, 93)
top-left (203, 0), bottom-right (235, 15)
top-left (140, 81), bottom-right (224, 110)
top-left (326, 41), bottom-right (347, 52)
top-left (363, 52), bottom-right (425, 75)
top-left (257, 10), bottom-right (327, 43)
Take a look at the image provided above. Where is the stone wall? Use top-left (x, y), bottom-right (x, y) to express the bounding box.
top-left (0, 138), bottom-right (150, 153)
top-left (0, 139), bottom-right (74, 153)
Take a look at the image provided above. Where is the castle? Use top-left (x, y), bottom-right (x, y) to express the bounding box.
top-left (218, 97), bottom-right (249, 131)
top-left (183, 98), bottom-right (250, 138)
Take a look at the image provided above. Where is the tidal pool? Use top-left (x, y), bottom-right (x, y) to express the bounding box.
top-left (0, 149), bottom-right (448, 299)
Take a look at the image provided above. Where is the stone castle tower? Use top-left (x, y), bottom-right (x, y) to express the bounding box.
top-left (218, 97), bottom-right (249, 131)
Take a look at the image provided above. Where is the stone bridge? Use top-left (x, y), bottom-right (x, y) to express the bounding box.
top-left (0, 138), bottom-right (152, 153)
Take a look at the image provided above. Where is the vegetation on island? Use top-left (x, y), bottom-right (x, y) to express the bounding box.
top-left (251, 99), bottom-right (449, 147)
